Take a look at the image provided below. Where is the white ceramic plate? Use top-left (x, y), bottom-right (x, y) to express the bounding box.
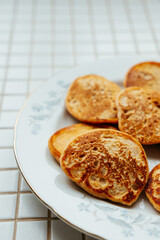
top-left (14, 56), bottom-right (160, 240)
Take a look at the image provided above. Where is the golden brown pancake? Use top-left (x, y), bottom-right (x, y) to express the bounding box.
top-left (124, 61), bottom-right (160, 92)
top-left (116, 87), bottom-right (160, 145)
top-left (60, 129), bottom-right (149, 206)
top-left (145, 164), bottom-right (160, 212)
top-left (66, 75), bottom-right (121, 123)
top-left (48, 123), bottom-right (116, 163)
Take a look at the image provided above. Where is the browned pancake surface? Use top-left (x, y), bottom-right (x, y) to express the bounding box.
top-left (66, 75), bottom-right (121, 123)
top-left (124, 61), bottom-right (160, 92)
top-left (60, 129), bottom-right (148, 206)
top-left (145, 164), bottom-right (160, 212)
top-left (116, 87), bottom-right (160, 145)
top-left (48, 123), bottom-right (116, 163)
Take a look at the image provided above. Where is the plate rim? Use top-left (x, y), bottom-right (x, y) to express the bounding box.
top-left (14, 56), bottom-right (160, 240)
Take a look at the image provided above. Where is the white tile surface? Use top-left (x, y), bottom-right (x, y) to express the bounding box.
top-left (9, 55), bottom-right (29, 66)
top-left (16, 221), bottom-right (47, 240)
top-left (76, 55), bottom-right (95, 64)
top-left (138, 42), bottom-right (157, 53)
top-left (75, 33), bottom-right (92, 42)
top-left (32, 55), bottom-right (52, 66)
top-left (20, 177), bottom-right (31, 191)
top-left (55, 55), bottom-right (74, 66)
top-left (34, 32), bottom-right (51, 42)
top-left (0, 33), bottom-right (10, 41)
top-left (0, 55), bottom-right (7, 66)
top-left (7, 67), bottom-right (29, 80)
top-left (51, 220), bottom-right (82, 240)
top-left (13, 33), bottom-right (31, 42)
top-left (0, 68), bottom-right (6, 80)
top-left (11, 44), bottom-right (30, 54)
top-left (0, 195), bottom-right (17, 219)
top-left (0, 111), bottom-right (18, 128)
top-left (0, 149), bottom-right (17, 168)
top-left (95, 32), bottom-right (113, 42)
top-left (75, 43), bottom-right (94, 53)
top-left (0, 222), bottom-right (14, 240)
top-left (0, 170), bottom-right (19, 192)
top-left (0, 22), bottom-right (11, 32)
top-left (135, 32), bottom-right (154, 41)
top-left (2, 95), bottom-right (26, 110)
top-left (0, 81), bottom-right (3, 93)
top-left (55, 33), bottom-right (72, 42)
top-left (54, 43), bottom-right (72, 54)
top-left (14, 24), bottom-right (31, 33)
top-left (97, 43), bottom-right (115, 53)
top-left (19, 194), bottom-right (48, 218)
top-left (33, 44), bottom-right (52, 54)
top-left (5, 81), bottom-right (27, 94)
top-left (117, 42), bottom-right (136, 53)
top-left (0, 43), bottom-right (9, 54)
top-left (0, 129), bottom-right (13, 147)
top-left (31, 67), bottom-right (52, 79)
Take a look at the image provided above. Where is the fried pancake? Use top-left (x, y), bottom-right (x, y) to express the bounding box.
top-left (145, 164), bottom-right (160, 212)
top-left (48, 123), bottom-right (116, 163)
top-left (116, 87), bottom-right (160, 145)
top-left (66, 75), bottom-right (121, 123)
top-left (124, 61), bottom-right (160, 92)
top-left (60, 129), bottom-right (149, 206)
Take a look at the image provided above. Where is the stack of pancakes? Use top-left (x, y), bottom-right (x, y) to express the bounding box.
top-left (48, 61), bottom-right (160, 210)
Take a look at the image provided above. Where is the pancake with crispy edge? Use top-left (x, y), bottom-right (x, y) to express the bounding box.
top-left (60, 129), bottom-right (149, 206)
top-left (48, 123), bottom-right (117, 163)
top-left (116, 87), bottom-right (160, 145)
top-left (145, 164), bottom-right (160, 212)
top-left (124, 61), bottom-right (160, 92)
top-left (66, 74), bottom-right (121, 123)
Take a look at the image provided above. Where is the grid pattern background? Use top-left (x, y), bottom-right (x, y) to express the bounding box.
top-left (0, 0), bottom-right (160, 239)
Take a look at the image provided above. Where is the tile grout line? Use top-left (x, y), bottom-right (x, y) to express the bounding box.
top-left (12, 173), bottom-right (22, 240)
top-left (0, 0), bottom-right (18, 117)
top-left (0, 146), bottom-right (13, 149)
top-left (50, 0), bottom-right (56, 76)
top-left (69, 0), bottom-right (77, 66)
top-left (0, 217), bottom-right (59, 223)
top-left (0, 93), bottom-right (26, 96)
top-left (0, 191), bottom-right (32, 195)
top-left (87, 0), bottom-right (98, 59)
top-left (47, 2), bottom-right (56, 238)
top-left (142, 0), bottom-right (160, 54)
top-left (0, 168), bottom-right (18, 171)
top-left (26, 0), bottom-right (37, 96)
top-left (0, 127), bottom-right (14, 130)
top-left (123, 0), bottom-right (139, 54)
top-left (47, 210), bottom-right (52, 240)
top-left (105, 0), bottom-right (118, 55)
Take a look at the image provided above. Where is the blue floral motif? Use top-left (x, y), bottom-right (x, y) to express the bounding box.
top-left (120, 209), bottom-right (134, 221)
top-left (29, 79), bottom-right (69, 135)
top-left (122, 229), bottom-right (134, 237)
top-left (57, 79), bottom-right (70, 89)
top-left (147, 227), bottom-right (160, 238)
top-left (31, 123), bottom-right (41, 135)
top-left (78, 202), bottom-right (90, 212)
top-left (30, 114), bottom-right (49, 121)
top-left (48, 91), bottom-right (58, 98)
top-left (107, 216), bottom-right (132, 229)
top-left (32, 104), bottom-right (44, 112)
